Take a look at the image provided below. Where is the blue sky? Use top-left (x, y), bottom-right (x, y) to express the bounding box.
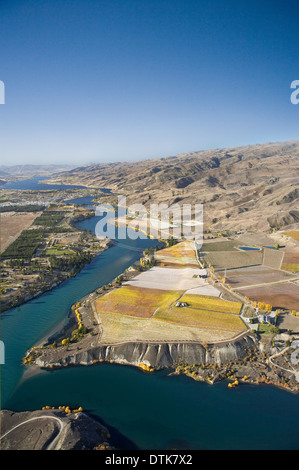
top-left (0, 0), bottom-right (299, 165)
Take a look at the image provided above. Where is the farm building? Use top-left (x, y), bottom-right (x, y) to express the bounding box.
top-left (258, 311), bottom-right (276, 325)
top-left (198, 269), bottom-right (208, 278)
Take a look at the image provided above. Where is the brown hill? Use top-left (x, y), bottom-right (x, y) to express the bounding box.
top-left (49, 140), bottom-right (299, 232)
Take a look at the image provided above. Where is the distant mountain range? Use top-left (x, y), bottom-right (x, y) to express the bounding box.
top-left (42, 140), bottom-right (299, 231)
top-left (0, 164), bottom-right (76, 178)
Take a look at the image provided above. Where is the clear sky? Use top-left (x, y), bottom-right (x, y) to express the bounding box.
top-left (0, 0), bottom-right (299, 165)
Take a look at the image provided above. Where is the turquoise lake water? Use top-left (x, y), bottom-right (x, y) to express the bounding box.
top-left (1, 187), bottom-right (299, 449)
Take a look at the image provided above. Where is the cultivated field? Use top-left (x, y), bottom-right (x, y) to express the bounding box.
top-left (241, 282), bottom-right (299, 311)
top-left (179, 294), bottom-right (242, 314)
top-left (220, 265), bottom-right (295, 289)
top-left (0, 211), bottom-right (42, 251)
top-left (95, 285), bottom-right (246, 344)
top-left (125, 266), bottom-right (220, 292)
top-left (95, 286), bottom-right (182, 318)
top-left (154, 307), bottom-right (245, 331)
top-left (282, 252), bottom-right (299, 272)
top-left (202, 250), bottom-right (262, 270)
top-left (98, 313), bottom-right (244, 344)
top-left (202, 240), bottom-right (240, 252)
top-left (263, 248), bottom-right (284, 269)
top-left (155, 240), bottom-right (198, 266)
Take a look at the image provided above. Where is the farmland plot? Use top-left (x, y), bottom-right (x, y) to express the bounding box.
top-left (282, 252), bottom-right (299, 272)
top-left (1, 211), bottom-right (42, 251)
top-left (154, 306), bottom-right (245, 332)
top-left (125, 266), bottom-right (209, 291)
top-left (203, 250), bottom-right (262, 270)
top-left (222, 265), bottom-right (294, 289)
top-left (95, 286), bottom-right (182, 318)
top-left (241, 282), bottom-right (299, 311)
top-left (95, 285), bottom-right (246, 344)
top-left (155, 240), bottom-right (198, 266)
top-left (178, 294), bottom-right (242, 314)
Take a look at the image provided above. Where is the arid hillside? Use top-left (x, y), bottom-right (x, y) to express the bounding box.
top-left (48, 140), bottom-right (299, 231)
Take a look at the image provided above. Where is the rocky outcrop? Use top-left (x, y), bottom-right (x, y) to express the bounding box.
top-left (268, 210), bottom-right (299, 228)
top-left (37, 336), bottom-right (257, 370)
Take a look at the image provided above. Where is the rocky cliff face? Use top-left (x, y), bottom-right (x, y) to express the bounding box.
top-left (37, 336), bottom-right (257, 370)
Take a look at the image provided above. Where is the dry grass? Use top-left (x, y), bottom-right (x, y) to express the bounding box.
top-left (283, 231), bottom-right (299, 242)
top-left (99, 313), bottom-right (245, 344)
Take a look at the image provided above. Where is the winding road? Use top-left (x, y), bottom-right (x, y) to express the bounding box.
top-left (0, 415), bottom-right (65, 450)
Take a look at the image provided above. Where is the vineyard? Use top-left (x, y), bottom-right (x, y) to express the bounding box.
top-left (154, 306), bottom-right (245, 331)
top-left (155, 240), bottom-right (198, 265)
top-left (178, 294), bottom-right (242, 314)
top-left (282, 252), bottom-right (299, 272)
top-left (95, 284), bottom-right (246, 343)
top-left (95, 286), bottom-right (183, 318)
